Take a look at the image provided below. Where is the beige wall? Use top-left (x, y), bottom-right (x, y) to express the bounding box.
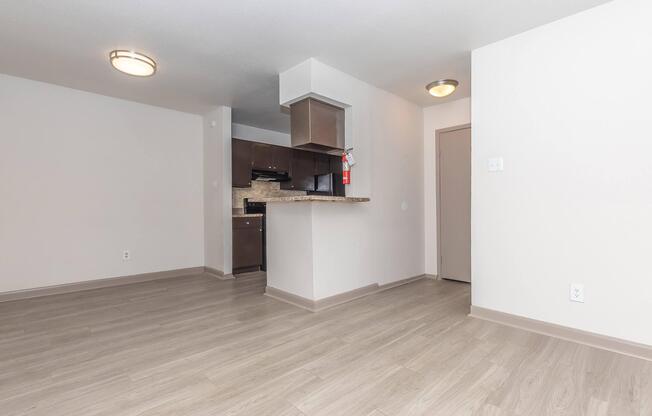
top-left (0, 74), bottom-right (204, 293)
top-left (423, 98), bottom-right (471, 275)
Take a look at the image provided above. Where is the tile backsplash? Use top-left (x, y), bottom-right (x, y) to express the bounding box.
top-left (232, 180), bottom-right (306, 213)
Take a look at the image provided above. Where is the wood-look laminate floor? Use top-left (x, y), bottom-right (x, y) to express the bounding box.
top-left (1, 272), bottom-right (650, 416)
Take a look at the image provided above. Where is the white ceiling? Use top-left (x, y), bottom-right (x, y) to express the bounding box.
top-left (1, 0), bottom-right (611, 132)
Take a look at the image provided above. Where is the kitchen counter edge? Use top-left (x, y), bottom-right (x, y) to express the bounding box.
top-left (248, 196), bottom-right (370, 203)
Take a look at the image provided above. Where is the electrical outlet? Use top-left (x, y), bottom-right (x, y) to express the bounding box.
top-left (488, 157), bottom-right (504, 172)
top-left (569, 283), bottom-right (584, 303)
top-left (122, 250), bottom-right (131, 261)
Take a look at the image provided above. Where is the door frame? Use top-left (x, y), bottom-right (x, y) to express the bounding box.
top-left (436, 123), bottom-right (472, 281)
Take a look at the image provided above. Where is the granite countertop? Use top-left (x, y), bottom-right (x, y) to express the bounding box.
top-left (232, 213), bottom-right (264, 218)
top-left (248, 196), bottom-right (370, 203)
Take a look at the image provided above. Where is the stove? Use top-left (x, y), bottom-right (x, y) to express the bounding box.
top-left (244, 199), bottom-right (266, 271)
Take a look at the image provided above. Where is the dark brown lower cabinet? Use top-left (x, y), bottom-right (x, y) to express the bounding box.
top-left (232, 217), bottom-right (263, 274)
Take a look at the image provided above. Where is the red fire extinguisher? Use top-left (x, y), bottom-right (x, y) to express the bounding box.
top-left (342, 153), bottom-right (351, 185)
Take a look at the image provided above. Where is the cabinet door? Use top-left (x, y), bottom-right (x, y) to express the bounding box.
top-left (281, 150), bottom-right (315, 191)
top-left (329, 154), bottom-right (343, 175)
top-left (233, 219), bottom-right (263, 269)
top-left (310, 99), bottom-right (345, 149)
top-left (330, 155), bottom-right (345, 196)
top-left (293, 150), bottom-right (316, 191)
top-left (314, 153), bottom-right (331, 176)
top-left (252, 143), bottom-right (275, 171)
top-left (273, 146), bottom-right (291, 173)
top-left (232, 139), bottom-right (252, 187)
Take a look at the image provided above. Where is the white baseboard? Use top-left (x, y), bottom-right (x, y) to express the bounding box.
top-left (204, 266), bottom-right (235, 280)
top-left (0, 267), bottom-right (206, 303)
top-left (265, 274), bottom-right (426, 312)
top-left (470, 305), bottom-right (652, 362)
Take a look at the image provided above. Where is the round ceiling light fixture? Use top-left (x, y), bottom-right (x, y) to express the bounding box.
top-left (109, 50), bottom-right (156, 77)
top-left (426, 79), bottom-right (458, 98)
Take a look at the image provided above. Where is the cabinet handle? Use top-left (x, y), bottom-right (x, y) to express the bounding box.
top-left (259, 228), bottom-right (263, 232)
top-left (245, 221), bottom-right (250, 225)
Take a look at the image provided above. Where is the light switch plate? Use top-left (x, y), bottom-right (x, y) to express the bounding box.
top-left (488, 157), bottom-right (504, 172)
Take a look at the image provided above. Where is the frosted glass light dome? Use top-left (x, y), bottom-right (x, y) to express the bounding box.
top-left (110, 50), bottom-right (156, 77)
top-left (426, 79), bottom-right (458, 98)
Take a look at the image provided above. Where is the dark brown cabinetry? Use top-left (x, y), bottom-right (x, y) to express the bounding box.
top-left (252, 143), bottom-right (291, 172)
top-left (314, 153), bottom-right (331, 176)
top-left (291, 98), bottom-right (345, 152)
top-left (231, 138), bottom-right (344, 195)
top-left (252, 143), bottom-right (274, 171)
top-left (232, 216), bottom-right (263, 273)
top-left (273, 146), bottom-right (291, 173)
top-left (232, 139), bottom-right (253, 188)
top-left (281, 149), bottom-right (316, 191)
top-left (330, 154), bottom-right (343, 176)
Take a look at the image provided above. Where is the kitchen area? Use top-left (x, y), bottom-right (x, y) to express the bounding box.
top-left (226, 59), bottom-right (415, 311)
top-left (231, 97), bottom-right (350, 275)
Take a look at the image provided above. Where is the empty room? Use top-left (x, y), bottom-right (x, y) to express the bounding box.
top-left (1, 0), bottom-right (650, 414)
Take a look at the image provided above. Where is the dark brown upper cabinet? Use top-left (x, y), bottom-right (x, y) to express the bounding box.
top-left (330, 154), bottom-right (345, 196)
top-left (273, 146), bottom-right (291, 173)
top-left (281, 149), bottom-right (315, 192)
top-left (291, 98), bottom-right (345, 152)
top-left (232, 139), bottom-right (252, 188)
top-left (252, 143), bottom-right (274, 171)
top-left (231, 138), bottom-right (343, 192)
top-left (252, 143), bottom-right (291, 172)
top-left (314, 152), bottom-right (331, 176)
top-left (329, 154), bottom-right (343, 176)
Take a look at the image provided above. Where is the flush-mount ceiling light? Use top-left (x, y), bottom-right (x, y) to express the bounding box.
top-left (426, 79), bottom-right (458, 98)
top-left (109, 50), bottom-right (156, 77)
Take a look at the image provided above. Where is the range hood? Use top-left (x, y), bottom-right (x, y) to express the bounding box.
top-left (251, 169), bottom-right (289, 182)
top-left (290, 97), bottom-right (344, 153)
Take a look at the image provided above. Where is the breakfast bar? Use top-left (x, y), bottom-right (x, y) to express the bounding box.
top-left (249, 196), bottom-right (371, 311)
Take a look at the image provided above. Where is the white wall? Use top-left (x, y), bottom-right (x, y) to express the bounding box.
top-left (423, 98), bottom-right (471, 275)
top-left (203, 107), bottom-right (232, 274)
top-left (0, 74), bottom-right (204, 293)
top-left (232, 123), bottom-right (290, 147)
top-left (266, 202), bottom-right (315, 298)
top-left (472, 0), bottom-right (652, 345)
top-left (279, 59), bottom-right (424, 297)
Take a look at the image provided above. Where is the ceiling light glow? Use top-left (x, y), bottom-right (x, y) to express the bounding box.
top-left (109, 50), bottom-right (156, 77)
top-left (426, 79), bottom-right (458, 98)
